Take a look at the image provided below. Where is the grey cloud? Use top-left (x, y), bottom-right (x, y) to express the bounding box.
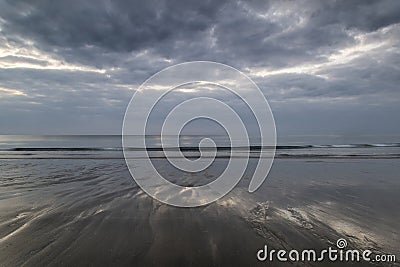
top-left (0, 0), bottom-right (399, 134)
top-left (2, 0), bottom-right (399, 68)
top-left (309, 0), bottom-right (400, 32)
top-left (0, 0), bottom-right (228, 67)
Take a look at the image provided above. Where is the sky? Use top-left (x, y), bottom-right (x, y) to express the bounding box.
top-left (0, 0), bottom-right (399, 141)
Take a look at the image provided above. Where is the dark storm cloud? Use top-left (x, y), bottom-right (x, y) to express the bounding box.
top-left (0, 0), bottom-right (228, 67)
top-left (308, 0), bottom-right (400, 32)
top-left (0, 0), bottom-right (399, 134)
top-left (3, 0), bottom-right (398, 67)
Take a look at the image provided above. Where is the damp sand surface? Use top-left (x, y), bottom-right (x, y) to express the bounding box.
top-left (0, 156), bottom-right (399, 266)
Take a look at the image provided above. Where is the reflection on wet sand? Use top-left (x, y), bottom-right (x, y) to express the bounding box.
top-left (0, 158), bottom-right (399, 266)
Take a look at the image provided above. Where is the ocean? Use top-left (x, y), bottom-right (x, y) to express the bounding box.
top-left (0, 135), bottom-right (399, 266)
top-left (1, 135), bottom-right (399, 159)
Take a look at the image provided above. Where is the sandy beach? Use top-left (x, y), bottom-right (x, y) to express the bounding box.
top-left (0, 155), bottom-right (399, 266)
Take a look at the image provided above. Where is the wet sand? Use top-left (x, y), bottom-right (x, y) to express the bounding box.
top-left (0, 158), bottom-right (399, 266)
